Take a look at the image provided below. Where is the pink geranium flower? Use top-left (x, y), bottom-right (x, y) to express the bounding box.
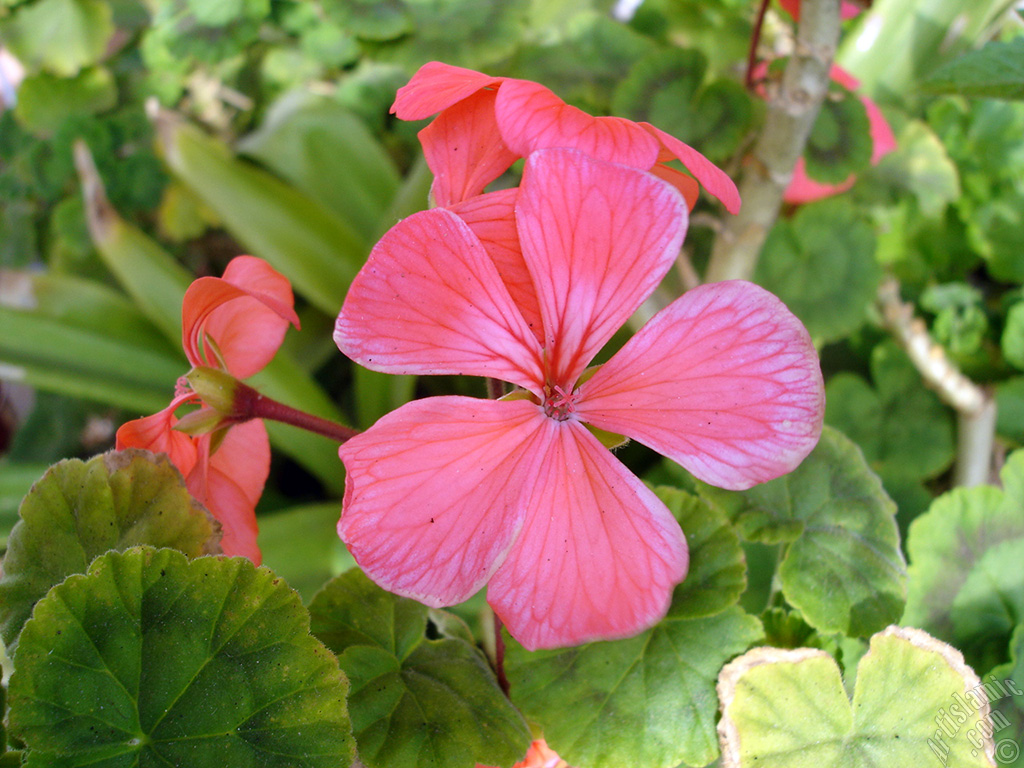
top-left (117, 256), bottom-right (299, 563)
top-left (335, 149), bottom-right (824, 650)
top-left (783, 65), bottom-right (896, 205)
top-left (391, 61), bottom-right (741, 214)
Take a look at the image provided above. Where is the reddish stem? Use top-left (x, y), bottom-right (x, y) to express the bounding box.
top-left (493, 613), bottom-right (511, 697)
top-left (746, 0), bottom-right (773, 90)
top-left (236, 382), bottom-right (360, 443)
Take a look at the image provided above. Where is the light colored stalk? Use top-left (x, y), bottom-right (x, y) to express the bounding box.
top-left (876, 278), bottom-right (995, 487)
top-left (704, 0), bottom-right (841, 283)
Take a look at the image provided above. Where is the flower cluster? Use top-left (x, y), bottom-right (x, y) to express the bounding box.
top-left (117, 256), bottom-right (298, 563)
top-left (333, 63), bottom-right (825, 650)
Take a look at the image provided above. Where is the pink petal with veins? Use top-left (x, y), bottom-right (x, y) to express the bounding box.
top-left (420, 88), bottom-right (518, 206)
top-left (578, 281), bottom-right (824, 490)
top-left (640, 123), bottom-right (742, 214)
top-left (449, 188), bottom-right (543, 340)
top-left (115, 393), bottom-right (198, 477)
top-left (516, 148), bottom-right (687, 385)
top-left (339, 397), bottom-right (551, 607)
top-left (391, 61), bottom-right (502, 120)
top-left (193, 419), bottom-right (269, 563)
top-left (487, 419), bottom-right (687, 650)
top-left (335, 208), bottom-right (544, 393)
top-left (649, 163), bottom-right (701, 210)
top-left (496, 79), bottom-right (660, 169)
top-left (182, 255), bottom-right (299, 379)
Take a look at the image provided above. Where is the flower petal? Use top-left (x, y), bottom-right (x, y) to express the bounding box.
top-left (419, 88), bottom-right (518, 206)
top-left (335, 208), bottom-right (544, 392)
top-left (487, 419), bottom-right (687, 650)
top-left (495, 79), bottom-right (660, 168)
top-left (516, 148), bottom-right (687, 385)
top-left (449, 188), bottom-right (543, 340)
top-left (338, 397), bottom-right (551, 607)
top-left (190, 420), bottom-right (269, 564)
top-left (783, 158), bottom-right (856, 205)
top-left (578, 280), bottom-right (825, 490)
top-left (115, 393), bottom-right (198, 478)
top-left (640, 123), bottom-right (742, 214)
top-left (649, 163), bottom-right (700, 210)
top-left (182, 255), bottom-right (299, 379)
top-left (391, 61), bottom-right (502, 120)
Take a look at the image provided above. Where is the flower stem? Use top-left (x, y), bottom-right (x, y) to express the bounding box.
top-left (745, 0), bottom-right (772, 90)
top-left (237, 382), bottom-right (361, 444)
top-left (493, 613), bottom-right (511, 697)
top-left (705, 0), bottom-right (841, 282)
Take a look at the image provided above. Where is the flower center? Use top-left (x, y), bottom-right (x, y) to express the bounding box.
top-left (543, 385), bottom-right (580, 421)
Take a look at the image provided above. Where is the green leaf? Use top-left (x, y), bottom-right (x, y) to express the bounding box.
top-left (14, 67), bottom-right (116, 137)
top-left (258, 503), bottom-right (355, 603)
top-left (754, 199), bottom-right (880, 344)
top-left (0, 0), bottom-right (114, 77)
top-left (309, 569), bottom-right (530, 768)
top-left (512, 11), bottom-right (656, 109)
top-left (654, 486), bottom-right (746, 619)
top-left (8, 546), bottom-right (354, 767)
top-left (612, 48), bottom-right (708, 128)
top-left (0, 305), bottom-right (183, 413)
top-left (76, 139), bottom-right (193, 341)
top-left (320, 0), bottom-right (411, 41)
top-left (0, 461), bottom-right (48, 547)
top-left (1003, 302), bottom-right (1024, 370)
top-left (803, 90), bottom-right (872, 185)
top-left (825, 342), bottom-right (956, 480)
top-left (687, 79), bottom-right (754, 163)
top-left (904, 450), bottom-right (1024, 672)
top-left (698, 427), bottom-right (907, 637)
top-left (155, 112), bottom-right (366, 316)
top-left (508, 606), bottom-right (762, 768)
top-left (996, 376), bottom-right (1024, 443)
top-left (374, 0), bottom-right (531, 71)
top-left (717, 626), bottom-right (996, 767)
top-left (237, 91), bottom-right (400, 245)
top-left (988, 624), bottom-right (1024, 768)
top-left (874, 119), bottom-right (960, 218)
top-left (0, 450), bottom-right (218, 648)
top-left (353, 366), bottom-right (416, 430)
top-left (611, 48), bottom-right (751, 163)
top-left (923, 37), bottom-right (1024, 101)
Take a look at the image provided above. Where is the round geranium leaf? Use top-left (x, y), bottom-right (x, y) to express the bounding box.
top-left (7, 546), bottom-right (354, 768)
top-left (0, 449), bottom-right (219, 648)
top-left (904, 449), bottom-right (1024, 671)
top-left (698, 427), bottom-right (907, 637)
top-left (825, 342), bottom-right (955, 482)
top-left (755, 199), bottom-right (880, 344)
top-left (803, 90), bottom-right (872, 185)
top-left (309, 568), bottom-right (530, 768)
top-left (507, 607), bottom-right (762, 768)
top-left (612, 48), bottom-right (708, 128)
top-left (718, 626), bottom-right (996, 767)
top-left (653, 486), bottom-right (746, 620)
